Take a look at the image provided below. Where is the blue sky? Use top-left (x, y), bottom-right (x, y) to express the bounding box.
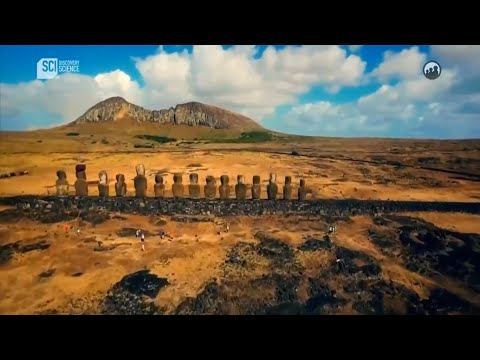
top-left (1, 45), bottom-right (479, 138)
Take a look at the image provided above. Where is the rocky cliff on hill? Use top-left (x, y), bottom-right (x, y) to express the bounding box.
top-left (70, 97), bottom-right (263, 131)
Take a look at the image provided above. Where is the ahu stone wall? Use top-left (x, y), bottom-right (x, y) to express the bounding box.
top-left (1, 196), bottom-right (479, 217)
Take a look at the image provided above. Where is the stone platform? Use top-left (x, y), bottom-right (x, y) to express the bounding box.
top-left (0, 196), bottom-right (479, 217)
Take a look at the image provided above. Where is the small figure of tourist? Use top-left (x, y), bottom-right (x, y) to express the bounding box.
top-left (335, 257), bottom-right (345, 272)
top-left (141, 232), bottom-right (145, 251)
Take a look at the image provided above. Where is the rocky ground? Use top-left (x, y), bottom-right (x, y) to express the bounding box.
top-left (1, 205), bottom-right (479, 315)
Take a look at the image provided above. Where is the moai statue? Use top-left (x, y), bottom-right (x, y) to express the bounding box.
top-left (298, 179), bottom-right (307, 200)
top-left (235, 175), bottom-right (247, 200)
top-left (55, 170), bottom-right (69, 196)
top-left (74, 164), bottom-right (88, 196)
top-left (154, 174), bottom-right (165, 198)
top-left (98, 170), bottom-right (109, 197)
top-left (283, 176), bottom-right (292, 200)
top-left (115, 174), bottom-right (127, 197)
top-left (267, 173), bottom-right (278, 200)
top-left (204, 175), bottom-right (216, 199)
top-left (172, 173), bottom-right (184, 198)
top-left (189, 173), bottom-right (200, 199)
top-left (252, 175), bottom-right (261, 200)
top-left (134, 164), bottom-right (147, 197)
top-left (219, 175), bottom-right (230, 199)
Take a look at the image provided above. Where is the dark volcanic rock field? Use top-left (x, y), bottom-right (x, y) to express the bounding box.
top-left (1, 196), bottom-right (479, 315)
top-left (99, 217), bottom-right (480, 315)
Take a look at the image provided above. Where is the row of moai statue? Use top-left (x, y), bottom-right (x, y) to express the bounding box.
top-left (56, 164), bottom-right (309, 200)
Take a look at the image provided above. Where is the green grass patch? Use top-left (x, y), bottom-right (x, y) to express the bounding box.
top-left (135, 135), bottom-right (177, 143)
top-left (66, 132), bottom-right (80, 136)
top-left (207, 131), bottom-right (273, 143)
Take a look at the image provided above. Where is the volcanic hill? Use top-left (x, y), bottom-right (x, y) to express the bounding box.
top-left (69, 97), bottom-right (264, 132)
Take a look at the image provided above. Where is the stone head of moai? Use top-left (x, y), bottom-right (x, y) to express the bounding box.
top-left (56, 170), bottom-right (67, 182)
top-left (136, 164), bottom-right (145, 176)
top-left (298, 178), bottom-right (307, 200)
top-left (154, 174), bottom-right (165, 198)
top-left (189, 173), bottom-right (200, 198)
top-left (74, 164), bottom-right (88, 196)
top-left (155, 174), bottom-right (164, 184)
top-left (98, 170), bottom-right (109, 197)
top-left (219, 175), bottom-right (230, 199)
top-left (98, 171), bottom-right (108, 185)
top-left (190, 173), bottom-right (199, 184)
top-left (283, 176), bottom-right (292, 200)
top-left (172, 173), bottom-right (184, 198)
top-left (235, 175), bottom-right (247, 200)
top-left (173, 173), bottom-right (183, 184)
top-left (134, 164), bottom-right (147, 197)
top-left (252, 175), bottom-right (261, 199)
top-left (55, 170), bottom-right (69, 196)
top-left (75, 164), bottom-right (87, 180)
top-left (204, 175), bottom-right (217, 199)
top-left (115, 174), bottom-right (127, 197)
top-left (267, 173), bottom-right (278, 200)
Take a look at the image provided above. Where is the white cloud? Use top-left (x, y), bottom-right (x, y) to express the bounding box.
top-left (1, 45), bottom-right (367, 128)
top-left (348, 45), bottom-right (363, 52)
top-left (0, 71), bottom-right (141, 125)
top-left (279, 62), bottom-right (479, 138)
top-left (372, 46), bottom-right (427, 82)
top-left (430, 45), bottom-right (480, 95)
top-left (273, 45), bottom-right (476, 138)
top-left (431, 45), bottom-right (480, 67)
top-left (94, 70), bottom-right (142, 102)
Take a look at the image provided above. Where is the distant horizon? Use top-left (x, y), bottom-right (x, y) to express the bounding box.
top-left (1, 45), bottom-right (479, 139)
